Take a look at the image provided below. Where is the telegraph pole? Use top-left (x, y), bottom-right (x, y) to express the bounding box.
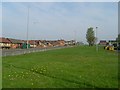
top-left (27, 7), bottom-right (30, 49)
top-left (96, 27), bottom-right (98, 52)
top-left (74, 30), bottom-right (77, 45)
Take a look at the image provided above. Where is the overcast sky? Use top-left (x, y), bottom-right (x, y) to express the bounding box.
top-left (2, 1), bottom-right (118, 43)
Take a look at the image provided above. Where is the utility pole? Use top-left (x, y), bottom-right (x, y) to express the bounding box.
top-left (74, 30), bottom-right (77, 45)
top-left (27, 7), bottom-right (30, 49)
top-left (96, 27), bottom-right (98, 52)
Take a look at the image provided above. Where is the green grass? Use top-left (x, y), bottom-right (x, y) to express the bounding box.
top-left (2, 46), bottom-right (118, 88)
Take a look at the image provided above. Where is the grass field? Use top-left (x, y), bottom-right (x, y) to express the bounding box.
top-left (2, 46), bottom-right (118, 88)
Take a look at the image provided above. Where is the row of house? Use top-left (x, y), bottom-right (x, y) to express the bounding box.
top-left (0, 37), bottom-right (76, 49)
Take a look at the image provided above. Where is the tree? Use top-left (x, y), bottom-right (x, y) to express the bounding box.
top-left (86, 27), bottom-right (96, 46)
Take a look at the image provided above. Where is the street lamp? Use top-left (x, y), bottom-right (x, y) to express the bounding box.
top-left (96, 27), bottom-right (98, 52)
top-left (27, 7), bottom-right (30, 49)
top-left (74, 30), bottom-right (77, 45)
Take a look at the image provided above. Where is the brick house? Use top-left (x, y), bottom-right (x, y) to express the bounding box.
top-left (28, 40), bottom-right (37, 48)
top-left (99, 40), bottom-right (107, 46)
top-left (7, 38), bottom-right (24, 49)
top-left (0, 37), bottom-right (11, 49)
top-left (36, 40), bottom-right (47, 48)
top-left (65, 40), bottom-right (76, 46)
top-left (42, 40), bottom-right (53, 47)
top-left (57, 40), bottom-right (65, 46)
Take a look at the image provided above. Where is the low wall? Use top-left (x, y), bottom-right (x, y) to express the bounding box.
top-left (1, 46), bottom-right (73, 57)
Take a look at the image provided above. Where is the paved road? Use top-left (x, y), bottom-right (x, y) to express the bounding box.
top-left (1, 46), bottom-right (72, 57)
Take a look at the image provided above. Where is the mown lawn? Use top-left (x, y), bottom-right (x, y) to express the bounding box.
top-left (2, 46), bottom-right (118, 88)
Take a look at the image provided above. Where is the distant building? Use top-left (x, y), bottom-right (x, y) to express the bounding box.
top-left (28, 40), bottom-right (37, 48)
top-left (40, 39), bottom-right (65, 47)
top-left (0, 37), bottom-right (11, 49)
top-left (99, 40), bottom-right (107, 46)
top-left (57, 40), bottom-right (65, 46)
top-left (50, 40), bottom-right (65, 47)
top-left (7, 38), bottom-right (24, 49)
top-left (65, 40), bottom-right (76, 46)
top-left (0, 37), bottom-right (76, 49)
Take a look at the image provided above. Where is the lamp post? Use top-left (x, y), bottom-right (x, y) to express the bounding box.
top-left (27, 7), bottom-right (30, 49)
top-left (74, 30), bottom-right (77, 45)
top-left (96, 27), bottom-right (98, 52)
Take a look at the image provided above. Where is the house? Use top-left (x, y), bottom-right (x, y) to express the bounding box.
top-left (99, 40), bottom-right (107, 46)
top-left (48, 41), bottom-right (58, 47)
top-left (0, 37), bottom-right (11, 49)
top-left (44, 40), bottom-right (53, 47)
top-left (35, 40), bottom-right (41, 46)
top-left (7, 38), bottom-right (24, 49)
top-left (34, 40), bottom-right (47, 48)
top-left (45, 40), bottom-right (65, 47)
top-left (28, 40), bottom-right (37, 48)
top-left (65, 40), bottom-right (76, 46)
top-left (57, 40), bottom-right (65, 46)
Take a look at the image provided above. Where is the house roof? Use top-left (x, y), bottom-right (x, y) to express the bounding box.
top-left (28, 40), bottom-right (37, 45)
top-left (0, 37), bottom-right (11, 43)
top-left (7, 38), bottom-right (24, 44)
top-left (99, 40), bottom-right (107, 43)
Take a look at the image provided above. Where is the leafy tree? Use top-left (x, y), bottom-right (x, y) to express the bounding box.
top-left (86, 27), bottom-right (96, 46)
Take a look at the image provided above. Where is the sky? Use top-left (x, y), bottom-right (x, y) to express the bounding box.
top-left (1, 1), bottom-right (118, 43)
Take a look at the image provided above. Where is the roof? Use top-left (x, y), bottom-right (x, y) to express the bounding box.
top-left (28, 40), bottom-right (37, 45)
top-left (7, 38), bottom-right (24, 44)
top-left (0, 37), bottom-right (11, 43)
top-left (99, 40), bottom-right (107, 43)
